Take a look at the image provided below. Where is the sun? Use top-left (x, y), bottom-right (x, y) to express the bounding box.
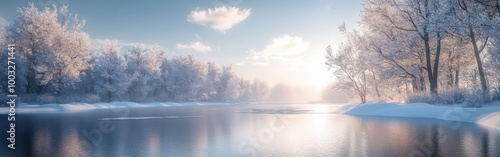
top-left (305, 55), bottom-right (333, 90)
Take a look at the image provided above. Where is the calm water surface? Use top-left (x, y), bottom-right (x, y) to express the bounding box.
top-left (1, 104), bottom-right (499, 157)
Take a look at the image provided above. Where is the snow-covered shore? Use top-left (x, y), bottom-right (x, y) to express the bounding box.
top-left (340, 101), bottom-right (500, 130)
top-left (0, 101), bottom-right (280, 113)
top-left (1, 101), bottom-right (499, 130)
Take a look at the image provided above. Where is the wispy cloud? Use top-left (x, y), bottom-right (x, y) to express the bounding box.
top-left (176, 42), bottom-right (212, 53)
top-left (249, 34), bottom-right (311, 65)
top-left (187, 6), bottom-right (251, 32)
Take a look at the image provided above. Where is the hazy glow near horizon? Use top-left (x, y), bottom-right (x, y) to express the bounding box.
top-left (0, 0), bottom-right (362, 93)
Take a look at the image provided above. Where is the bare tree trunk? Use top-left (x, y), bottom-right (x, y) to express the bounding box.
top-left (27, 70), bottom-right (36, 94)
top-left (56, 67), bottom-right (63, 96)
top-left (108, 76), bottom-right (112, 102)
top-left (360, 72), bottom-right (367, 104)
top-left (423, 32), bottom-right (439, 95)
top-left (107, 91), bottom-right (112, 102)
top-left (470, 28), bottom-right (489, 93)
top-left (454, 67), bottom-right (460, 87)
top-left (371, 69), bottom-right (381, 99)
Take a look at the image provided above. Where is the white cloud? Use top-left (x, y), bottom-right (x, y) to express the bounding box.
top-left (187, 6), bottom-right (251, 32)
top-left (249, 34), bottom-right (311, 63)
top-left (176, 42), bottom-right (212, 53)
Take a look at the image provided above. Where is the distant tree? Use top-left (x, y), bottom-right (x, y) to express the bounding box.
top-left (158, 56), bottom-right (170, 101)
top-left (215, 65), bottom-right (241, 101)
top-left (250, 79), bottom-right (270, 101)
top-left (163, 54), bottom-right (208, 101)
top-left (200, 62), bottom-right (220, 101)
top-left (125, 44), bottom-right (164, 101)
top-left (267, 83), bottom-right (294, 101)
top-left (79, 57), bottom-right (96, 95)
top-left (321, 84), bottom-right (350, 103)
top-left (93, 40), bottom-right (130, 102)
top-left (236, 78), bottom-right (252, 101)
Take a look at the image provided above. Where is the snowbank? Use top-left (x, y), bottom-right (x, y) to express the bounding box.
top-left (0, 101), bottom-right (266, 114)
top-left (341, 101), bottom-right (500, 130)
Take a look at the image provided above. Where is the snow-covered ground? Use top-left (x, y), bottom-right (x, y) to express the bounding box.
top-left (1, 101), bottom-right (499, 130)
top-left (340, 101), bottom-right (500, 130)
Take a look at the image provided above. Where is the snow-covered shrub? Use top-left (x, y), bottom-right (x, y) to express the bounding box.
top-left (55, 94), bottom-right (101, 104)
top-left (37, 94), bottom-right (56, 104)
top-left (407, 91), bottom-right (438, 104)
top-left (19, 94), bottom-right (101, 104)
top-left (17, 94), bottom-right (48, 104)
top-left (436, 88), bottom-right (467, 104)
top-left (463, 91), bottom-right (486, 108)
top-left (17, 94), bottom-right (35, 104)
top-left (407, 88), bottom-right (489, 107)
top-left (492, 86), bottom-right (500, 101)
top-left (84, 94), bottom-right (102, 103)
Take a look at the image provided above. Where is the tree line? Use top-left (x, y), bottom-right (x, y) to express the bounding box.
top-left (326, 0), bottom-right (500, 104)
top-left (0, 4), bottom-right (270, 104)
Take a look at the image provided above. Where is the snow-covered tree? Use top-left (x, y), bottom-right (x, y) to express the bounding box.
top-left (485, 37), bottom-right (500, 99)
top-left (163, 54), bottom-right (208, 101)
top-left (0, 26), bottom-right (7, 96)
top-left (438, 37), bottom-right (475, 88)
top-left (215, 65), bottom-right (241, 101)
top-left (447, 0), bottom-right (496, 92)
top-left (0, 25), bottom-right (4, 44)
top-left (6, 4), bottom-right (91, 95)
top-left (200, 62), bottom-right (220, 101)
top-left (362, 0), bottom-right (450, 94)
top-left (249, 79), bottom-right (270, 101)
top-left (325, 40), bottom-right (369, 103)
top-left (125, 44), bottom-right (164, 101)
top-left (48, 7), bottom-right (92, 95)
top-left (7, 3), bottom-right (58, 95)
top-left (236, 78), bottom-right (252, 101)
top-left (93, 40), bottom-right (130, 102)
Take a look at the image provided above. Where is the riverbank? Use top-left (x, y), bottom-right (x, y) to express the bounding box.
top-left (340, 101), bottom-right (500, 130)
top-left (0, 101), bottom-right (282, 113)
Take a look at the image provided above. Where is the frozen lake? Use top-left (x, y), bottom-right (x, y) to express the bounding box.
top-left (1, 104), bottom-right (499, 156)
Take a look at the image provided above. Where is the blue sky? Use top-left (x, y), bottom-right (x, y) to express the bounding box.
top-left (0, 0), bottom-right (363, 91)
